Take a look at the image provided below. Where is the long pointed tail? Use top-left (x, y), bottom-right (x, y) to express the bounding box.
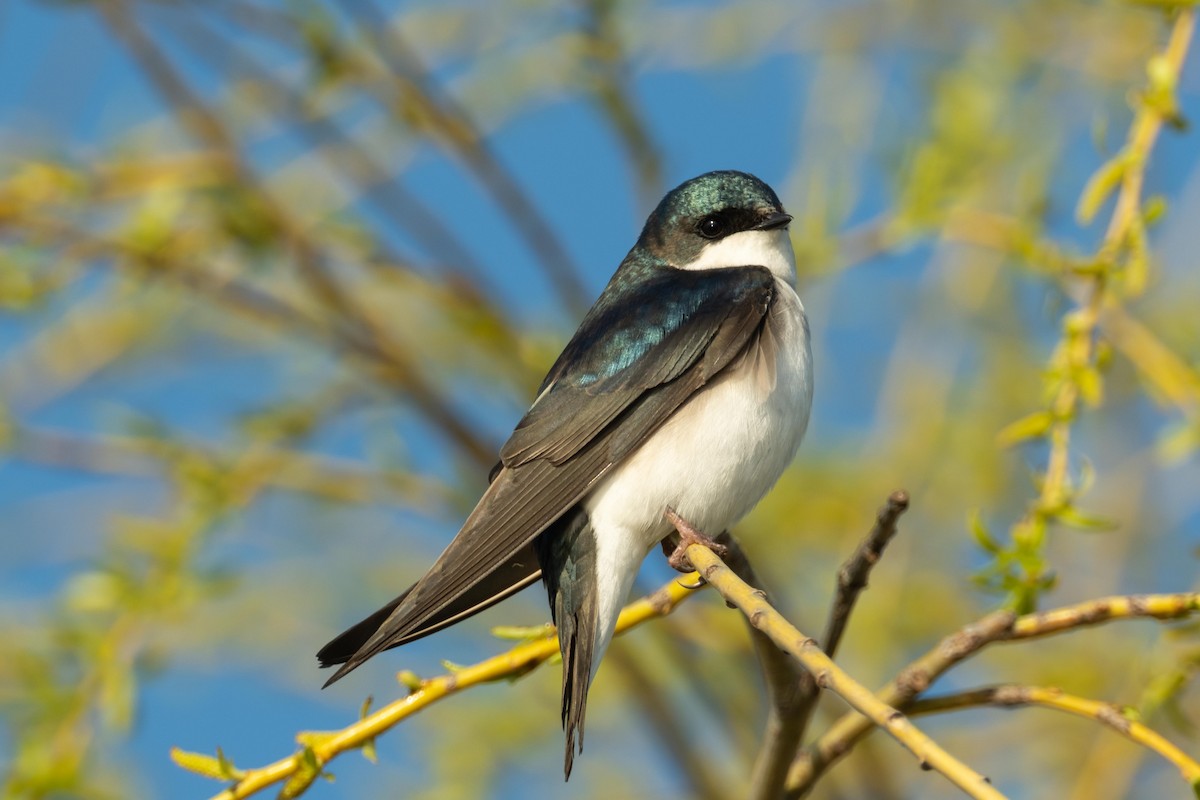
top-left (535, 509), bottom-right (601, 780)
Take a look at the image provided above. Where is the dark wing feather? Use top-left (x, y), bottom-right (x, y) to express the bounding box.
top-left (321, 266), bottom-right (775, 685)
top-left (316, 544), bottom-right (542, 667)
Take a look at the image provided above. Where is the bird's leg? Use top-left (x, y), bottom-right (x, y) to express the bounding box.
top-left (662, 507), bottom-right (729, 574)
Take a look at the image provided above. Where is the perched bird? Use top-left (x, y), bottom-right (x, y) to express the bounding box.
top-left (318, 170), bottom-right (813, 777)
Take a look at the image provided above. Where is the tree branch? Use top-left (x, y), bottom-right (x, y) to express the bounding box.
top-left (908, 685), bottom-right (1200, 793)
top-left (178, 579), bottom-right (700, 799)
top-left (786, 593), bottom-right (1200, 797)
top-left (821, 490), bottom-right (910, 656)
top-left (680, 539), bottom-right (1007, 800)
top-left (97, 0), bottom-right (496, 468)
top-left (337, 0), bottom-right (592, 315)
top-left (161, 7), bottom-right (506, 301)
top-left (986, 6), bottom-right (1196, 609)
top-left (746, 489), bottom-right (909, 799)
top-left (712, 533), bottom-right (810, 800)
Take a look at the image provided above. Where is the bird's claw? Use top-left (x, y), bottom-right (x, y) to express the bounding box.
top-left (662, 507), bottom-right (728, 574)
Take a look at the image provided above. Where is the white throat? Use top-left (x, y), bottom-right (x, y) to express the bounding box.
top-left (679, 229), bottom-right (797, 283)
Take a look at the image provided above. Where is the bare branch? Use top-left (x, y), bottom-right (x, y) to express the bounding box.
top-left (752, 489), bottom-right (910, 798)
top-left (337, 0), bottom-right (592, 314)
top-left (678, 536), bottom-right (1007, 800)
top-left (713, 533), bottom-right (810, 800)
top-left (786, 593), bottom-right (1200, 797)
top-left (908, 685), bottom-right (1200, 792)
top-left (97, 0), bottom-right (496, 467)
top-left (160, 7), bottom-right (505, 300)
top-left (186, 579), bottom-right (700, 799)
top-left (823, 489), bottom-right (911, 660)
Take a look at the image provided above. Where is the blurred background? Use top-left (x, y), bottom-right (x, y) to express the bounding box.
top-left (1, 1), bottom-right (1199, 798)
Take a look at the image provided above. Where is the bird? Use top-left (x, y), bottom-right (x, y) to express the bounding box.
top-left (317, 170), bottom-right (813, 778)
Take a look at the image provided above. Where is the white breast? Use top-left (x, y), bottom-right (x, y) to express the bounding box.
top-left (582, 275), bottom-right (813, 657)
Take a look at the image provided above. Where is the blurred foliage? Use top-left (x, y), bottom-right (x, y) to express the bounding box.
top-left (1, 1), bottom-right (1200, 799)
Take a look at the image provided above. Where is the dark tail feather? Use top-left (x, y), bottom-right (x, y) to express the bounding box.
top-left (317, 544), bottom-right (542, 685)
top-left (317, 591), bottom-right (409, 670)
top-left (535, 509), bottom-right (599, 780)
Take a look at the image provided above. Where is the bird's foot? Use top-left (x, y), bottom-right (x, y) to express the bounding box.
top-left (662, 507), bottom-right (728, 575)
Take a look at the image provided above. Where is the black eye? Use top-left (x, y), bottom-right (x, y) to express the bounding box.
top-left (698, 215), bottom-right (727, 239)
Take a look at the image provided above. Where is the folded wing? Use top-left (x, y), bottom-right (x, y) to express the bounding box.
top-left (320, 265), bottom-right (776, 685)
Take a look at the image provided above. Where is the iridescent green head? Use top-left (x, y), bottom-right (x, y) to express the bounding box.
top-left (636, 171), bottom-right (791, 267)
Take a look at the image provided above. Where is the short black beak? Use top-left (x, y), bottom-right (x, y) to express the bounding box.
top-left (752, 212), bottom-right (792, 231)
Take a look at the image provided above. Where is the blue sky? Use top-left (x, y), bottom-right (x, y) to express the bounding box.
top-left (4, 2), bottom-right (1200, 798)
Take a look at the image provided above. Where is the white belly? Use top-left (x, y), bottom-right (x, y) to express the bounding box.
top-left (583, 279), bottom-right (813, 652)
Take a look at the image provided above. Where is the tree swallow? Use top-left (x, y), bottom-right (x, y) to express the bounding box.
top-left (317, 170), bottom-right (813, 778)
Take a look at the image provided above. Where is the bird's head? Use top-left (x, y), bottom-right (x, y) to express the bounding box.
top-left (637, 171), bottom-right (795, 281)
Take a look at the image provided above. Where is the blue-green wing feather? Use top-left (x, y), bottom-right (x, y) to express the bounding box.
top-left (501, 265), bottom-right (776, 466)
top-left (320, 264), bottom-right (776, 685)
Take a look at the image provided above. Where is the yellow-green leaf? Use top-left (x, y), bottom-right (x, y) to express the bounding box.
top-left (1076, 152), bottom-right (1129, 225)
top-left (1143, 194), bottom-right (1169, 225)
top-left (969, 510), bottom-right (1000, 554)
top-left (170, 746), bottom-right (244, 781)
top-left (996, 410), bottom-right (1054, 447)
top-left (1056, 505), bottom-right (1118, 532)
top-left (1076, 365), bottom-right (1104, 407)
top-left (279, 747), bottom-right (324, 799)
top-left (396, 670), bottom-right (424, 692)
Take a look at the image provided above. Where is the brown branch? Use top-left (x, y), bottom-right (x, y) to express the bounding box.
top-left (160, 7), bottom-right (504, 299)
top-left (98, 1), bottom-right (496, 467)
top-left (9, 212), bottom-right (496, 467)
top-left (785, 610), bottom-right (1016, 798)
top-left (6, 423), bottom-right (452, 510)
top-left (580, 0), bottom-right (664, 210)
top-left (822, 490), bottom-right (911, 662)
top-left (655, 493), bottom-right (913, 800)
top-left (336, 0), bottom-right (592, 314)
top-left (754, 489), bottom-right (910, 798)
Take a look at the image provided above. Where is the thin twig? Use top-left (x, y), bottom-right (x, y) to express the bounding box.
top-left (192, 578), bottom-right (700, 800)
top-left (7, 423), bottom-right (451, 510)
top-left (337, 0), bottom-right (592, 314)
top-left (997, 7), bottom-right (1195, 607)
top-left (757, 490), bottom-right (910, 798)
top-left (679, 539), bottom-right (1007, 800)
top-left (823, 490), bottom-right (911, 661)
top-left (8, 216), bottom-right (412, 402)
top-left (1006, 593), bottom-right (1200, 640)
top-left (786, 593), bottom-right (1200, 797)
top-left (907, 685), bottom-right (1200, 792)
top-left (580, 0), bottom-right (664, 210)
top-left (98, 1), bottom-right (496, 467)
top-left (162, 6), bottom-right (504, 299)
